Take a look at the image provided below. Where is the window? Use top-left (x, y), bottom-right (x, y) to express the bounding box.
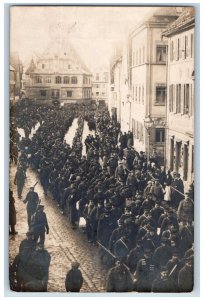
top-left (55, 76), bottom-right (62, 84)
top-left (183, 144), bottom-right (189, 181)
top-left (184, 35), bottom-right (189, 59)
top-left (35, 76), bottom-right (42, 83)
top-left (132, 86), bottom-right (134, 101)
top-left (142, 85), bottom-right (144, 104)
top-left (139, 86), bottom-right (141, 103)
top-left (184, 84), bottom-right (189, 114)
top-left (176, 84), bottom-right (181, 113)
top-left (143, 46), bottom-right (145, 63)
top-left (71, 76), bottom-right (77, 84)
top-left (156, 45), bottom-right (167, 62)
top-left (155, 85), bottom-right (166, 105)
top-left (155, 128), bottom-right (165, 142)
top-left (139, 48), bottom-right (141, 64)
top-left (169, 84), bottom-right (174, 112)
top-left (51, 90), bottom-right (59, 98)
top-left (191, 33), bottom-right (194, 58)
top-left (133, 51), bottom-right (135, 66)
top-left (96, 92), bottom-right (99, 95)
top-left (170, 41), bottom-right (174, 61)
top-left (42, 64), bottom-right (45, 69)
top-left (189, 83), bottom-right (194, 116)
top-left (45, 76), bottom-right (51, 83)
top-left (40, 90), bottom-right (46, 97)
top-left (177, 38), bottom-right (180, 60)
top-left (96, 73), bottom-right (99, 80)
top-left (68, 64), bottom-right (71, 69)
top-left (67, 91), bottom-right (72, 97)
top-left (135, 86), bottom-right (137, 102)
top-left (64, 76), bottom-right (69, 84)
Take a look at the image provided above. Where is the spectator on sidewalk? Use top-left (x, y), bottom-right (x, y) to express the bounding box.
top-left (9, 189), bottom-right (17, 235)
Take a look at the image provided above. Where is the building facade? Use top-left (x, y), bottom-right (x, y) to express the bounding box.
top-left (109, 56), bottom-right (122, 123)
top-left (10, 52), bottom-right (23, 98)
top-left (163, 7), bottom-right (195, 186)
top-left (129, 8), bottom-right (180, 163)
top-left (92, 71), bottom-right (109, 104)
top-left (25, 46), bottom-right (92, 103)
top-left (10, 65), bottom-right (16, 102)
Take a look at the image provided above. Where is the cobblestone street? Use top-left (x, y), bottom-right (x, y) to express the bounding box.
top-left (9, 164), bottom-right (108, 292)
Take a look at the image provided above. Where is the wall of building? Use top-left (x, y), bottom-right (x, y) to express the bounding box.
top-left (130, 28), bottom-right (147, 151)
top-left (92, 71), bottom-right (109, 105)
top-left (129, 25), bottom-right (169, 158)
top-left (166, 27), bottom-right (194, 185)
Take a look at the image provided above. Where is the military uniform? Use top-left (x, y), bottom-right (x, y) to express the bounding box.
top-left (106, 262), bottom-right (133, 292)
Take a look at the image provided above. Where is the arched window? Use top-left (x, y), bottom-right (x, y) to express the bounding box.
top-left (55, 76), bottom-right (62, 84)
top-left (71, 76), bottom-right (77, 84)
top-left (64, 76), bottom-right (69, 84)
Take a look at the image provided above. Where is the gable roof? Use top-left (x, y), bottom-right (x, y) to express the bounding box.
top-left (25, 43), bottom-right (91, 75)
top-left (162, 7), bottom-right (195, 37)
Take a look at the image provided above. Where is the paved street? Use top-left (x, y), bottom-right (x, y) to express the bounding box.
top-left (10, 120), bottom-right (107, 292)
top-left (9, 165), bottom-right (108, 292)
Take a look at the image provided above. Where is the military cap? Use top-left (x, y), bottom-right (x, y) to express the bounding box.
top-left (71, 261), bottom-right (80, 268)
top-left (142, 239), bottom-right (154, 252)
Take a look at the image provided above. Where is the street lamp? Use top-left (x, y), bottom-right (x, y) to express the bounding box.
top-left (144, 114), bottom-right (154, 161)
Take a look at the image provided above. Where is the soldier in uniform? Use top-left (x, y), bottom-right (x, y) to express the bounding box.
top-left (106, 260), bottom-right (133, 292)
top-left (151, 266), bottom-right (171, 292)
top-left (134, 239), bottom-right (155, 292)
top-left (171, 172), bottom-right (184, 209)
top-left (178, 253), bottom-right (193, 292)
top-left (14, 165), bottom-right (26, 198)
top-left (23, 186), bottom-right (40, 229)
top-left (9, 189), bottom-right (17, 235)
top-left (177, 189), bottom-right (194, 225)
top-left (65, 261), bottom-right (83, 292)
top-left (31, 205), bottom-right (49, 247)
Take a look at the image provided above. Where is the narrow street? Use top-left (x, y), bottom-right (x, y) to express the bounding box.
top-left (9, 165), bottom-right (108, 292)
top-left (10, 120), bottom-right (108, 292)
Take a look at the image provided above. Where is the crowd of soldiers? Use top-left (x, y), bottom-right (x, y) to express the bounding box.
top-left (9, 100), bottom-right (194, 292)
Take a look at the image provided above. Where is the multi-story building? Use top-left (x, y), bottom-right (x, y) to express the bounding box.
top-left (109, 56), bottom-right (122, 123)
top-left (25, 45), bottom-right (92, 103)
top-left (129, 8), bottom-right (180, 163)
top-left (163, 7), bottom-right (195, 186)
top-left (109, 43), bottom-right (130, 131)
top-left (10, 65), bottom-right (16, 102)
top-left (92, 70), bottom-right (109, 104)
top-left (10, 52), bottom-right (23, 98)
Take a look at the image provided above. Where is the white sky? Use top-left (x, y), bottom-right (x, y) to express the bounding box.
top-left (10, 6), bottom-right (158, 71)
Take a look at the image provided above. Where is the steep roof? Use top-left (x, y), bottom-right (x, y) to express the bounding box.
top-left (162, 7), bottom-right (195, 37)
top-left (25, 43), bottom-right (91, 75)
top-left (25, 58), bottom-right (36, 75)
top-left (10, 65), bottom-right (15, 71)
top-left (129, 7), bottom-right (181, 37)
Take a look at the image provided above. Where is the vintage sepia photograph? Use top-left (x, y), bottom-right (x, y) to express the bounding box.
top-left (9, 5), bottom-right (195, 293)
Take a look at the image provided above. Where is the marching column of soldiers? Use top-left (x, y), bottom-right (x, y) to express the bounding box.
top-left (9, 100), bottom-right (194, 292)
